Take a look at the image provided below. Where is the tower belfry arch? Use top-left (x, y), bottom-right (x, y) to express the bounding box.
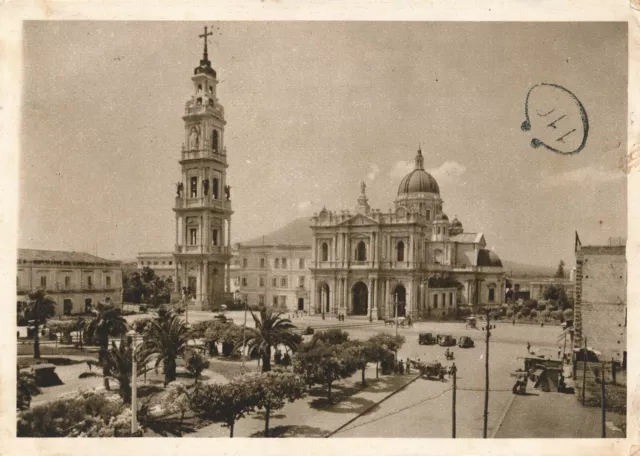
top-left (172, 26), bottom-right (233, 310)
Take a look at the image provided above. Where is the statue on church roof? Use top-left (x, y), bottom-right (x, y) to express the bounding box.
top-left (176, 182), bottom-right (184, 197)
top-left (361, 181), bottom-right (366, 194)
top-left (225, 185), bottom-right (231, 201)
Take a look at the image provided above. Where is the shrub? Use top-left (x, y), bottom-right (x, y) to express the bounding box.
top-left (506, 310), bottom-right (514, 318)
top-left (17, 389), bottom-right (135, 437)
top-left (536, 302), bottom-right (547, 311)
top-left (17, 371), bottom-right (41, 410)
top-left (139, 305), bottom-right (147, 313)
top-left (160, 383), bottom-right (192, 423)
top-left (185, 350), bottom-right (210, 382)
top-left (530, 310), bottom-right (538, 318)
top-left (520, 307), bottom-right (531, 317)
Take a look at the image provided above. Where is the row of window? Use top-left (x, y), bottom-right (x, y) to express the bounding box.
top-left (242, 257), bottom-right (306, 269)
top-left (20, 275), bottom-right (113, 289)
top-left (140, 260), bottom-right (173, 266)
top-left (318, 240), bottom-right (447, 264)
top-left (241, 276), bottom-right (306, 288)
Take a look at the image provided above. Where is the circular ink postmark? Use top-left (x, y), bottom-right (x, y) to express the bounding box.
top-left (521, 83), bottom-right (589, 155)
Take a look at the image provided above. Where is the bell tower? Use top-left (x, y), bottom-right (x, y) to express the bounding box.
top-left (172, 26), bottom-right (233, 310)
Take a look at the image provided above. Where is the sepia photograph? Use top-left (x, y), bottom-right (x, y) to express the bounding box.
top-left (11, 19), bottom-right (629, 441)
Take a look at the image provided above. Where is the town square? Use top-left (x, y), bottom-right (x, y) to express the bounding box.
top-left (12, 20), bottom-right (628, 441)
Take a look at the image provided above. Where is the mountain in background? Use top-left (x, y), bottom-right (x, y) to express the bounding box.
top-left (501, 260), bottom-right (557, 278)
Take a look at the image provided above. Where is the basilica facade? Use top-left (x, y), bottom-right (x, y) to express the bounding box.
top-left (309, 148), bottom-right (505, 319)
top-left (172, 28), bottom-right (233, 310)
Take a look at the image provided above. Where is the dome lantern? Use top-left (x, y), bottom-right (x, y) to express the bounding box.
top-left (397, 148), bottom-right (440, 195)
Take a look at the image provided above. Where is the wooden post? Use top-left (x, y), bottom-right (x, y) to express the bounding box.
top-left (601, 362), bottom-right (606, 438)
top-left (582, 338), bottom-right (587, 406)
top-left (452, 363), bottom-right (457, 438)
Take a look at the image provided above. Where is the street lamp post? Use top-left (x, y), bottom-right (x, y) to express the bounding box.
top-left (127, 330), bottom-right (140, 435)
top-left (241, 297), bottom-right (248, 373)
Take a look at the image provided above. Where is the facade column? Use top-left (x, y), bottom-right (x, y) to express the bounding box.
top-left (367, 278), bottom-right (373, 318)
top-left (332, 278), bottom-right (337, 316)
top-left (174, 263), bottom-right (179, 292)
top-left (309, 277), bottom-right (316, 315)
top-left (342, 278), bottom-right (347, 311)
top-left (175, 217), bottom-right (179, 246)
top-left (372, 278), bottom-right (377, 319)
top-left (202, 261), bottom-right (209, 306)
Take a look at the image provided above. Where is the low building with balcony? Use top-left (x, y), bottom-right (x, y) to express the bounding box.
top-left (237, 219), bottom-right (313, 312)
top-left (310, 148), bottom-right (505, 319)
top-left (16, 249), bottom-right (123, 316)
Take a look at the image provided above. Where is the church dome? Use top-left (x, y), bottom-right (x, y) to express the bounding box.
top-left (397, 149), bottom-right (440, 195)
top-left (435, 212), bottom-right (449, 222)
top-left (451, 217), bottom-right (462, 227)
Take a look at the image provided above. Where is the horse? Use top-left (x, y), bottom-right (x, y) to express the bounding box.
top-left (384, 319), bottom-right (396, 326)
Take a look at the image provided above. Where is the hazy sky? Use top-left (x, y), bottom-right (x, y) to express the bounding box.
top-left (19, 21), bottom-right (627, 266)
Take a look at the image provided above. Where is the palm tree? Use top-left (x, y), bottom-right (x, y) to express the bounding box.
top-left (85, 303), bottom-right (128, 389)
top-left (103, 336), bottom-right (134, 403)
top-left (242, 307), bottom-right (301, 372)
top-left (23, 289), bottom-right (57, 359)
top-left (140, 307), bottom-right (191, 386)
top-left (103, 336), bottom-right (149, 403)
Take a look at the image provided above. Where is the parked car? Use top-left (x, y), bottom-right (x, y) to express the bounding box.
top-left (458, 336), bottom-right (475, 348)
top-left (437, 334), bottom-right (457, 347)
top-left (418, 332), bottom-right (437, 345)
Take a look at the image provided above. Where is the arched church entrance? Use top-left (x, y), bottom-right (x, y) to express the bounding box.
top-left (352, 282), bottom-right (368, 316)
top-left (393, 285), bottom-right (407, 317)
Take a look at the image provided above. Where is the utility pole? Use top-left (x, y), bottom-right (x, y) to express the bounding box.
top-left (582, 337), bottom-right (587, 406)
top-left (451, 362), bottom-right (457, 438)
top-left (482, 307), bottom-right (493, 438)
top-left (601, 362), bottom-right (606, 438)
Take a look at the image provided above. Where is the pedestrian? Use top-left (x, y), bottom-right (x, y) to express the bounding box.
top-left (406, 358), bottom-right (411, 374)
top-left (527, 342), bottom-right (531, 354)
top-left (541, 322), bottom-right (544, 328)
top-left (398, 360), bottom-right (405, 375)
top-left (558, 347), bottom-right (562, 359)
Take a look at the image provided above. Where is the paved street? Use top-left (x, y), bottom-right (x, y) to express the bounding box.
top-left (329, 320), bottom-right (566, 438)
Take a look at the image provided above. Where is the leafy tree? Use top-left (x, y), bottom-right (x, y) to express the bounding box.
top-left (555, 260), bottom-right (566, 278)
top-left (520, 307), bottom-right (531, 317)
top-left (506, 309), bottom-right (514, 318)
top-left (242, 307), bottom-right (301, 372)
top-left (140, 307), bottom-right (192, 386)
top-left (550, 310), bottom-right (564, 322)
top-left (184, 350), bottom-right (210, 383)
top-left (344, 340), bottom-right (379, 385)
top-left (22, 289), bottom-right (57, 359)
top-left (189, 377), bottom-right (261, 437)
top-left (85, 303), bottom-right (128, 390)
top-left (313, 328), bottom-right (350, 346)
top-left (17, 371), bottom-right (41, 410)
top-left (563, 308), bottom-right (574, 322)
top-left (368, 333), bottom-right (406, 354)
top-left (530, 310), bottom-right (538, 319)
top-left (524, 300), bottom-right (538, 309)
top-left (294, 340), bottom-right (359, 401)
top-left (123, 271), bottom-right (145, 303)
top-left (250, 371), bottom-right (306, 437)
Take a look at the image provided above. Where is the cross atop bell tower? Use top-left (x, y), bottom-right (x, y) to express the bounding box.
top-left (199, 26), bottom-right (213, 62)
